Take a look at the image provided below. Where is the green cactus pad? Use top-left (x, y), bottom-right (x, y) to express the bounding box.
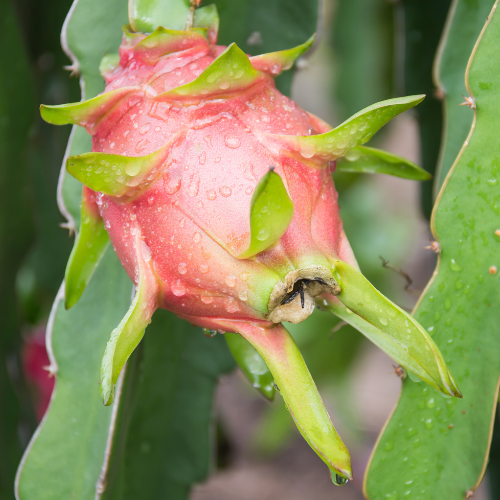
top-left (40, 86), bottom-right (140, 128)
top-left (133, 27), bottom-right (208, 65)
top-left (155, 43), bottom-right (265, 104)
top-left (270, 95), bottom-right (425, 162)
top-left (65, 189), bottom-right (110, 309)
top-left (329, 259), bottom-right (461, 398)
top-left (336, 146), bottom-right (432, 180)
top-left (237, 168), bottom-right (294, 259)
top-left (66, 142), bottom-right (173, 198)
top-left (250, 34), bottom-right (315, 76)
top-left (100, 234), bottom-right (158, 406)
top-left (225, 333), bottom-right (275, 401)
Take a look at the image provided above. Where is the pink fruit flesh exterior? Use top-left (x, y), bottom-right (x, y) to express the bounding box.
top-left (91, 31), bottom-right (354, 330)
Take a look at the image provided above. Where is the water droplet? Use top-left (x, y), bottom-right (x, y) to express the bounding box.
top-left (219, 186), bottom-right (232, 197)
top-left (224, 135), bottom-right (241, 149)
top-left (171, 280), bottom-right (186, 296)
top-left (130, 213), bottom-right (137, 221)
top-left (139, 123), bottom-right (151, 135)
top-left (203, 328), bottom-right (218, 338)
top-left (148, 196), bottom-right (155, 205)
top-left (379, 316), bottom-right (388, 326)
top-left (332, 474), bottom-right (348, 486)
top-left (449, 259), bottom-right (463, 272)
top-left (426, 398), bottom-right (435, 409)
top-left (193, 232), bottom-right (202, 243)
top-left (199, 264), bottom-right (209, 273)
top-left (345, 149), bottom-right (361, 161)
top-left (240, 272), bottom-right (250, 281)
top-left (188, 174), bottom-right (200, 197)
top-left (225, 297), bottom-right (240, 313)
top-left (245, 186), bottom-right (253, 195)
top-left (256, 226), bottom-right (270, 241)
top-left (238, 290), bottom-right (248, 301)
top-left (425, 418), bottom-right (434, 429)
top-left (201, 296), bottom-right (213, 304)
top-left (219, 80), bottom-right (230, 90)
top-left (214, 156), bottom-right (221, 163)
top-left (225, 274), bottom-right (236, 287)
top-left (178, 263), bottom-right (187, 274)
top-left (199, 151), bottom-right (206, 165)
top-left (125, 162), bottom-right (141, 176)
top-left (206, 189), bottom-right (217, 200)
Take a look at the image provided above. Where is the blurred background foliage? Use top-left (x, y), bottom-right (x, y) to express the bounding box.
top-left (1, 0), bottom-right (497, 499)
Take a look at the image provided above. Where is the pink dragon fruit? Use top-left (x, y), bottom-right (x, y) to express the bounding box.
top-left (41, 4), bottom-right (460, 485)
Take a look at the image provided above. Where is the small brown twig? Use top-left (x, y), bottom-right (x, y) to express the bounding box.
top-left (379, 256), bottom-right (413, 291)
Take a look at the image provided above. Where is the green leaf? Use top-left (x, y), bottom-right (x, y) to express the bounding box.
top-left (100, 232), bottom-right (159, 406)
top-left (98, 311), bottom-right (235, 500)
top-left (365, 4), bottom-right (500, 497)
top-left (66, 143), bottom-right (170, 198)
top-left (402, 0), bottom-right (452, 218)
top-left (237, 168), bottom-right (294, 259)
top-left (223, 321), bottom-right (352, 482)
top-left (40, 86), bottom-right (139, 129)
top-left (250, 34), bottom-right (315, 76)
top-left (433, 0), bottom-right (494, 194)
top-left (99, 54), bottom-right (120, 78)
top-left (129, 0), bottom-right (190, 33)
top-left (225, 333), bottom-right (275, 401)
top-left (269, 95), bottom-right (425, 162)
top-left (336, 146), bottom-right (432, 180)
top-left (328, 259), bottom-right (461, 398)
top-left (155, 43), bottom-right (263, 104)
top-left (212, 0), bottom-right (318, 96)
top-left (133, 27), bottom-right (208, 65)
top-left (16, 249), bottom-right (131, 500)
top-left (65, 189), bottom-right (109, 309)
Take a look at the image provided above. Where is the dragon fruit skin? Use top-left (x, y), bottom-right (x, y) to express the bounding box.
top-left (40, 11), bottom-right (461, 485)
top-left (94, 32), bottom-right (347, 329)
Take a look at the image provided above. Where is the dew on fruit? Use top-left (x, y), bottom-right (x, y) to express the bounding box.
top-left (225, 274), bottom-right (236, 287)
top-left (199, 264), bottom-right (209, 273)
top-left (345, 149), bottom-right (361, 161)
top-left (187, 174), bottom-right (200, 197)
top-left (245, 186), bottom-right (253, 195)
top-left (203, 328), bottom-right (218, 338)
top-left (171, 280), bottom-right (186, 296)
top-left (201, 295), bottom-right (213, 304)
top-left (224, 135), bottom-right (241, 149)
top-left (199, 151), bottom-right (206, 164)
top-left (219, 186), bottom-right (232, 197)
top-left (219, 80), bottom-right (230, 90)
top-left (178, 262), bottom-right (187, 274)
top-left (240, 272), bottom-right (249, 281)
top-left (225, 297), bottom-right (240, 313)
top-left (238, 290), bottom-right (248, 301)
top-left (139, 123), bottom-right (151, 135)
top-left (193, 232), bottom-right (202, 243)
top-left (214, 156), bottom-right (221, 163)
top-left (206, 189), bottom-right (217, 200)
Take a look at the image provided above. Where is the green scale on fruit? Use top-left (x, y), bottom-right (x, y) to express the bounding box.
top-left (40, 0), bottom-right (461, 484)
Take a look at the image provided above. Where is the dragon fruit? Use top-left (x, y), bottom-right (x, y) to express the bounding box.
top-left (40, 2), bottom-right (461, 485)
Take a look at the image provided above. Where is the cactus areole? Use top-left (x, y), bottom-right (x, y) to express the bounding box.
top-left (41, 0), bottom-right (461, 485)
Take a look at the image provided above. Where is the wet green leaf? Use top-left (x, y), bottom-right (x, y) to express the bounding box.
top-left (225, 333), bottom-right (275, 401)
top-left (156, 43), bottom-right (263, 104)
top-left (328, 260), bottom-right (460, 398)
top-left (433, 0), bottom-right (494, 193)
top-left (365, 4), bottom-right (500, 497)
top-left (271, 96), bottom-right (425, 162)
top-left (212, 0), bottom-right (318, 96)
top-left (237, 168), bottom-right (294, 259)
top-left (337, 146), bottom-right (431, 180)
top-left (129, 0), bottom-right (190, 32)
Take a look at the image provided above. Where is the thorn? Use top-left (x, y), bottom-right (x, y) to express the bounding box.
top-left (466, 490), bottom-right (474, 499)
top-left (433, 88), bottom-right (445, 100)
top-left (63, 63), bottom-right (80, 77)
top-left (43, 364), bottom-right (57, 377)
top-left (392, 365), bottom-right (406, 379)
top-left (60, 221), bottom-right (75, 237)
top-left (269, 165), bottom-right (275, 172)
top-left (329, 320), bottom-right (347, 338)
top-left (459, 95), bottom-right (475, 109)
top-left (295, 58), bottom-right (309, 70)
top-left (380, 256), bottom-right (413, 291)
top-left (424, 239), bottom-right (440, 253)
